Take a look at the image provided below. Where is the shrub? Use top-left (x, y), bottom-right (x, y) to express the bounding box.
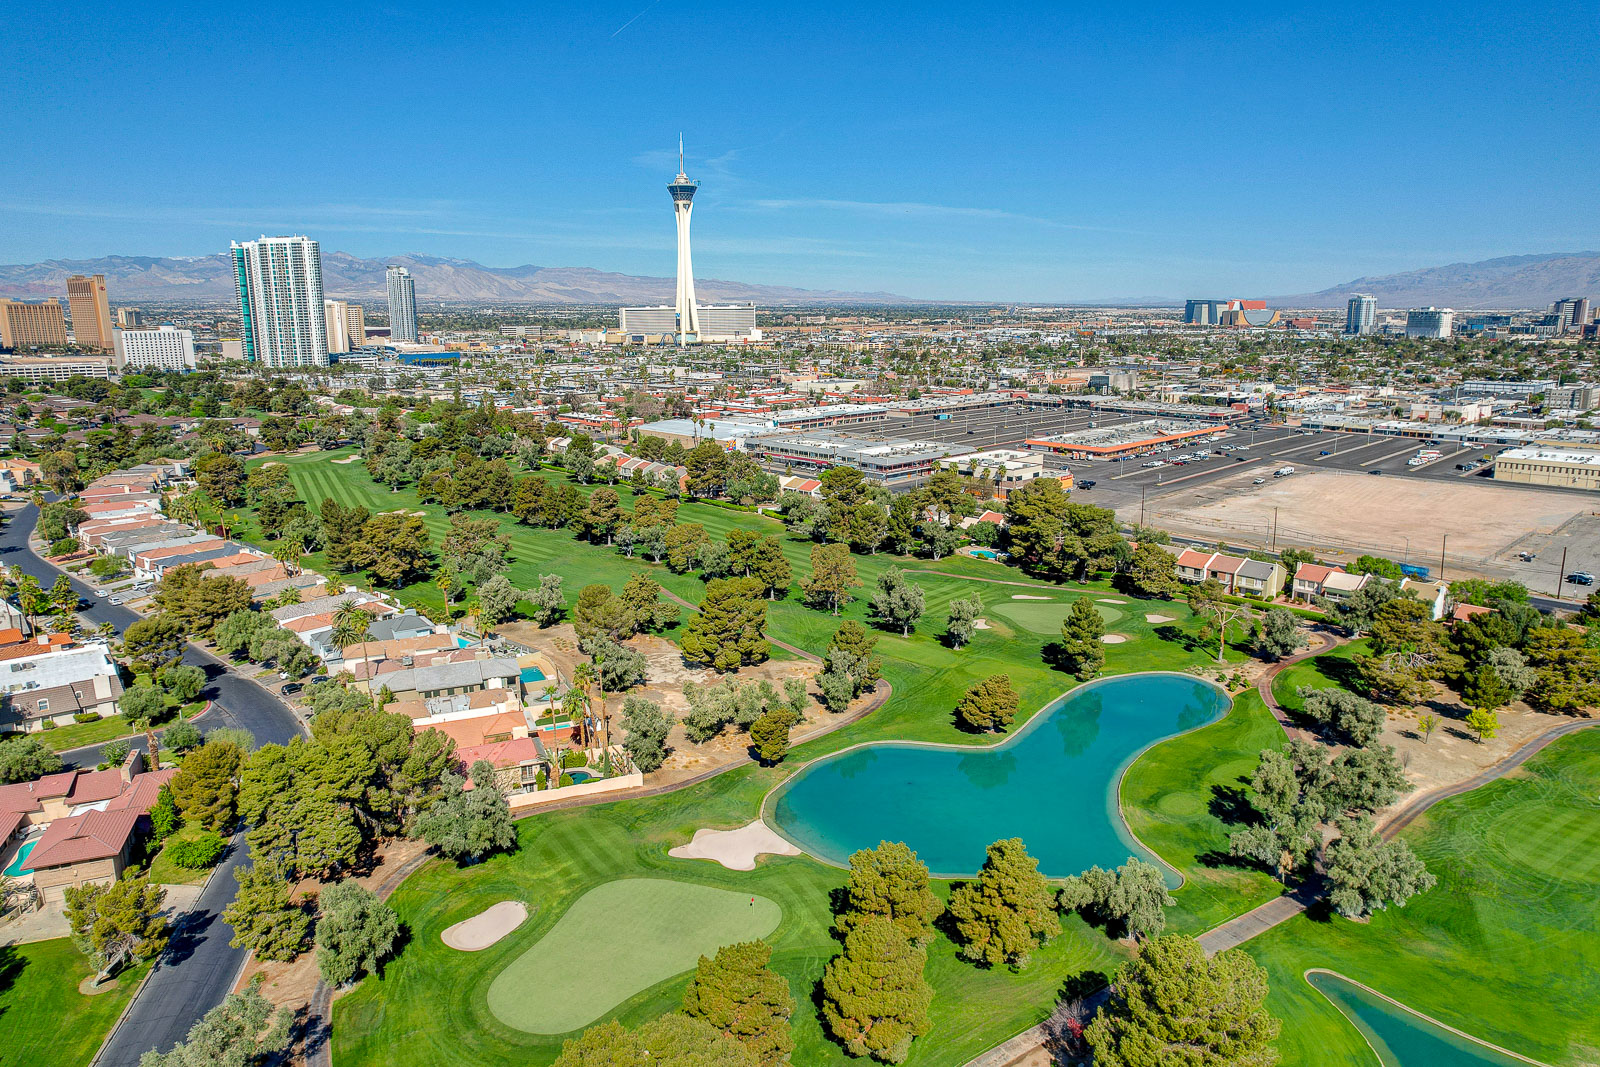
top-left (73, 711), bottom-right (103, 724)
top-left (560, 751), bottom-right (588, 769)
top-left (49, 537), bottom-right (80, 556)
top-left (41, 720), bottom-right (57, 731)
top-left (167, 831), bottom-right (227, 869)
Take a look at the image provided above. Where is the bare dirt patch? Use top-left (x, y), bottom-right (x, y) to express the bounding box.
top-left (669, 820), bottom-right (801, 871)
top-left (442, 900), bottom-right (528, 950)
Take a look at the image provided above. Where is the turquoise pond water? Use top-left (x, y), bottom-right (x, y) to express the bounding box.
top-left (3, 838), bottom-right (37, 877)
top-left (1308, 972), bottom-right (1535, 1066)
top-left (768, 673), bottom-right (1229, 879)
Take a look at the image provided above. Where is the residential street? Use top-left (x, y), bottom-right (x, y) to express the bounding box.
top-left (0, 502), bottom-right (302, 1064)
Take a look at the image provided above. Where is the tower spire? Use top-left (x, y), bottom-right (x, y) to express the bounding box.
top-left (678, 134), bottom-right (684, 176)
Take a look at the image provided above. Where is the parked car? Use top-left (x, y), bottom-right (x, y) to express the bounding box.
top-left (1566, 572), bottom-right (1596, 586)
top-left (108, 596), bottom-right (123, 605)
top-left (1252, 477), bottom-right (1267, 485)
top-left (1078, 479), bottom-right (1096, 489)
top-left (281, 683), bottom-right (304, 695)
top-left (1369, 469), bottom-right (1384, 475)
top-left (94, 589), bottom-right (108, 598)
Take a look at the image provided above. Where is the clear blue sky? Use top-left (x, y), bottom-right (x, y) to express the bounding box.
top-left (4, 0), bottom-right (1595, 301)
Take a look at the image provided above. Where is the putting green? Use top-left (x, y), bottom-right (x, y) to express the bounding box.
top-left (1484, 804), bottom-right (1600, 882)
top-left (989, 597), bottom-right (1124, 634)
top-left (486, 878), bottom-right (781, 1035)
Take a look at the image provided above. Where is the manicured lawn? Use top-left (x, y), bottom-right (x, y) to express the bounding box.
top-left (486, 879), bottom-right (780, 1034)
top-left (1242, 728), bottom-right (1600, 1066)
top-left (1271, 639), bottom-right (1368, 714)
top-left (31, 701), bottom-right (208, 754)
top-left (145, 823), bottom-right (223, 886)
top-left (1120, 689), bottom-right (1286, 933)
top-left (0, 938), bottom-right (150, 1067)
top-left (334, 778), bottom-right (1127, 1067)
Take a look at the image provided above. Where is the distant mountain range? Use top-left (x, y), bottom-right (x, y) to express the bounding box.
top-left (0, 252), bottom-right (912, 306)
top-left (1270, 252), bottom-right (1599, 310)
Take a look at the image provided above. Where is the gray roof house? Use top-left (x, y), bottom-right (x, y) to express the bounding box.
top-left (374, 657), bottom-right (520, 700)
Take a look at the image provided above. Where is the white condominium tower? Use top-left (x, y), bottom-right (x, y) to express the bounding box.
top-left (230, 235), bottom-right (329, 366)
top-left (1345, 293), bottom-right (1376, 335)
top-left (669, 138), bottom-right (701, 343)
top-left (386, 265), bottom-right (418, 342)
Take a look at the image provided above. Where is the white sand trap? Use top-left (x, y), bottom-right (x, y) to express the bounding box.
top-left (670, 820), bottom-right (801, 871)
top-left (1097, 598), bottom-right (1126, 604)
top-left (331, 454), bottom-right (362, 464)
top-left (1101, 634), bottom-right (1129, 644)
top-left (1011, 594), bottom-right (1052, 600)
top-left (973, 618), bottom-right (992, 630)
top-left (442, 900), bottom-right (528, 951)
top-left (1145, 613), bottom-right (1176, 623)
top-left (260, 461), bottom-right (283, 468)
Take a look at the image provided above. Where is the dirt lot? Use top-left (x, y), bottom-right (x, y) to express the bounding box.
top-left (1136, 468), bottom-right (1600, 580)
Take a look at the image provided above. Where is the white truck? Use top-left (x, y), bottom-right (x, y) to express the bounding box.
top-left (1274, 466), bottom-right (1295, 477)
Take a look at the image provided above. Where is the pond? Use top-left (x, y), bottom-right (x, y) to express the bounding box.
top-left (767, 673), bottom-right (1229, 879)
top-left (1307, 971), bottom-right (1539, 1066)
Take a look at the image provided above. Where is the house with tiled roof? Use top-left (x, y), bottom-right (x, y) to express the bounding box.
top-left (456, 736), bottom-right (546, 795)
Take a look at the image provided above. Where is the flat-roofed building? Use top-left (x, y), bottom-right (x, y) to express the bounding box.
top-left (0, 299), bottom-right (69, 348)
top-left (66, 275), bottom-right (114, 351)
top-left (113, 325), bottom-right (197, 371)
top-left (1025, 418), bottom-right (1227, 459)
top-left (747, 430), bottom-right (971, 492)
top-left (0, 355), bottom-right (113, 382)
top-left (1493, 447), bottom-right (1600, 491)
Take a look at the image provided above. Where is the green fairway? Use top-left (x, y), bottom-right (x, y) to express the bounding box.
top-left (487, 879), bottom-right (780, 1034)
top-left (0, 939), bottom-right (150, 1067)
top-left (1271, 639), bottom-right (1368, 713)
top-left (986, 596), bottom-right (1124, 633)
top-left (1243, 727), bottom-right (1600, 1067)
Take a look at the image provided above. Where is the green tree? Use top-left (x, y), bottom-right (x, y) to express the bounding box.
top-left (955, 674), bottom-right (1019, 733)
top-left (620, 572), bottom-right (679, 632)
top-left (664, 523), bottom-right (710, 573)
top-left (828, 621), bottom-right (882, 691)
top-left (1350, 554), bottom-right (1404, 580)
top-left (416, 760), bottom-right (517, 863)
top-left (1057, 597), bottom-right (1106, 680)
top-left (945, 595), bottom-right (982, 650)
top-left (315, 880), bottom-right (400, 987)
top-left (194, 452), bottom-right (246, 505)
top-left (1085, 935), bottom-right (1280, 1067)
top-left (1057, 858), bottom-right (1174, 941)
top-left (65, 875), bottom-right (168, 975)
top-left (0, 735), bottom-right (63, 783)
top-left (868, 567), bottom-right (925, 636)
top-left (1253, 608), bottom-right (1306, 661)
top-left (573, 583), bottom-right (635, 643)
top-left (121, 614), bottom-right (187, 674)
top-left (1464, 706), bottom-right (1500, 742)
top-left (1299, 687), bottom-right (1386, 747)
top-left (820, 917), bottom-right (933, 1064)
top-left (149, 783), bottom-right (181, 841)
top-left (1523, 627), bottom-right (1600, 713)
top-left (681, 940), bottom-right (795, 1066)
top-left (350, 512), bottom-right (433, 587)
top-left (620, 696), bottom-right (673, 772)
top-left (802, 543), bottom-right (860, 615)
top-left (527, 573), bottom-right (565, 627)
top-left (1122, 540), bottom-right (1181, 599)
top-left (680, 577), bottom-right (768, 672)
top-left (170, 739), bottom-right (244, 831)
top-left (1325, 819), bottom-right (1437, 919)
top-left (161, 664), bottom-right (206, 702)
top-left (135, 983), bottom-right (290, 1067)
top-left (222, 861), bottom-right (312, 962)
top-left (475, 574), bottom-right (523, 628)
top-left (837, 841), bottom-right (942, 947)
top-left (747, 709), bottom-right (793, 765)
top-left (119, 684), bottom-right (170, 728)
top-left (946, 838), bottom-right (1059, 968)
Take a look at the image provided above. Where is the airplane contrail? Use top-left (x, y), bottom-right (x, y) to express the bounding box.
top-left (610, 0), bottom-right (661, 37)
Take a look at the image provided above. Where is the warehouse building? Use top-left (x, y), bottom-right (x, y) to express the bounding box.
top-left (748, 431), bottom-right (971, 492)
top-left (1492, 447), bottom-right (1600, 491)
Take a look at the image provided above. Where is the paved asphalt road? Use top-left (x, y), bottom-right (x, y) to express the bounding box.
top-left (1, 503), bottom-right (303, 1065)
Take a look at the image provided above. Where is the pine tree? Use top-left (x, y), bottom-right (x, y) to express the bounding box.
top-left (820, 917), bottom-right (933, 1064)
top-left (223, 862), bottom-right (312, 962)
top-left (1057, 598), bottom-right (1106, 680)
top-left (680, 577), bottom-right (769, 672)
top-left (681, 940), bottom-right (795, 1066)
top-left (955, 674), bottom-right (1019, 733)
top-left (802, 544), bottom-right (860, 615)
top-left (747, 710), bottom-right (793, 766)
top-left (946, 838), bottom-right (1059, 969)
top-left (837, 841), bottom-right (942, 947)
top-left (315, 880), bottom-right (400, 987)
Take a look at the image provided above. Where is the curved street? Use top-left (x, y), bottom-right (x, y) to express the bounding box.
top-left (1, 502), bottom-right (303, 1065)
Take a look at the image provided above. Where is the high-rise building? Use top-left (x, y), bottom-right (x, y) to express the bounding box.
top-left (344, 302), bottom-right (365, 348)
top-left (113, 325), bottom-right (196, 371)
top-left (1551, 297), bottom-right (1591, 332)
top-left (669, 139), bottom-right (701, 343)
top-left (230, 235), bottom-right (329, 367)
top-left (66, 274), bottom-right (114, 351)
top-left (116, 307), bottom-right (144, 328)
top-left (1183, 299), bottom-right (1226, 325)
top-left (0, 298), bottom-right (69, 348)
top-left (1345, 294), bottom-right (1377, 335)
top-left (386, 266), bottom-right (417, 342)
top-left (325, 299), bottom-right (351, 354)
top-left (1405, 307), bottom-right (1454, 339)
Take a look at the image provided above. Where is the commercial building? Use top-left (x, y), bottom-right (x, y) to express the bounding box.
top-left (113, 324), bottom-right (197, 371)
top-left (1551, 297), bottom-right (1591, 332)
top-left (343, 301), bottom-right (365, 347)
top-left (387, 266), bottom-right (418, 342)
top-left (116, 307), bottom-right (144, 328)
top-left (1345, 294), bottom-right (1377, 335)
top-left (0, 298), bottom-right (69, 348)
top-left (231, 235), bottom-right (330, 366)
top-left (0, 355), bottom-right (113, 382)
top-left (1025, 418), bottom-right (1228, 459)
top-left (66, 274), bottom-right (114, 351)
top-left (1493, 447), bottom-right (1600, 491)
top-left (1184, 300), bottom-right (1227, 325)
top-left (747, 430), bottom-right (971, 492)
top-left (620, 303), bottom-right (759, 341)
top-left (325, 298), bottom-right (367, 354)
top-left (1405, 307), bottom-right (1453, 339)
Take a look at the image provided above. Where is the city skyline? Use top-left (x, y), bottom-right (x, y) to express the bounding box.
top-left (3, 1), bottom-right (1597, 302)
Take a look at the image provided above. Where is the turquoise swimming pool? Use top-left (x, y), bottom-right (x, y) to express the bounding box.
top-left (1308, 971), bottom-right (1534, 1066)
top-left (520, 666), bottom-right (547, 685)
top-left (768, 673), bottom-right (1229, 879)
top-left (3, 838), bottom-right (38, 878)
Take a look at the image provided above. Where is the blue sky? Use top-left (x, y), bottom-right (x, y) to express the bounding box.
top-left (4, 0), bottom-right (1595, 301)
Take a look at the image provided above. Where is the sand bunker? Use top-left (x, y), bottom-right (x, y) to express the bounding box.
top-left (331, 454), bottom-right (362, 464)
top-left (1101, 634), bottom-right (1129, 644)
top-left (1145, 613), bottom-right (1176, 624)
top-left (1097, 598), bottom-right (1127, 604)
top-left (973, 618), bottom-right (992, 630)
top-left (670, 820), bottom-right (801, 871)
top-left (1011, 594), bottom-right (1052, 600)
top-left (442, 900), bottom-right (528, 951)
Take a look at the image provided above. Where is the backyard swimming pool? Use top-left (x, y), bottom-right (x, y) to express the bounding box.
top-left (3, 838), bottom-right (38, 878)
top-left (768, 673), bottom-right (1229, 879)
top-left (1307, 971), bottom-right (1535, 1066)
top-left (519, 666), bottom-right (547, 685)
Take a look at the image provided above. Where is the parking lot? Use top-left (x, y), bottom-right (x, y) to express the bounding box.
top-left (874, 404), bottom-right (1150, 451)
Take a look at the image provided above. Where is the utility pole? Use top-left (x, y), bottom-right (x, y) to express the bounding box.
top-left (1556, 547), bottom-right (1568, 599)
top-left (1439, 533), bottom-right (1448, 581)
top-left (1271, 507), bottom-right (1279, 552)
top-left (1140, 484), bottom-right (1147, 526)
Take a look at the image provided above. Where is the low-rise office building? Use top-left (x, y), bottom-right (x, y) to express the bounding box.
top-left (1493, 447), bottom-right (1600, 491)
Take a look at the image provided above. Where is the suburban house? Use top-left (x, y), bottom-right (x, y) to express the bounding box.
top-left (2, 752), bottom-right (175, 903)
top-left (1292, 563), bottom-right (1343, 601)
top-left (0, 458), bottom-right (42, 490)
top-left (1172, 549), bottom-right (1286, 598)
top-left (455, 736), bottom-right (546, 795)
top-left (372, 656), bottom-right (521, 702)
top-left (0, 639), bottom-right (124, 732)
top-left (1290, 562), bottom-right (1451, 620)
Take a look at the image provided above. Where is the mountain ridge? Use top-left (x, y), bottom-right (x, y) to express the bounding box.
top-left (1268, 251), bottom-right (1599, 310)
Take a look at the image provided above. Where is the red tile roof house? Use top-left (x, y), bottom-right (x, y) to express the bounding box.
top-left (3, 752), bottom-right (175, 903)
top-left (1292, 563), bottom-right (1343, 601)
top-left (455, 736), bottom-right (547, 795)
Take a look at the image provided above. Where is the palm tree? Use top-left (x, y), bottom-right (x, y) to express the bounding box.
top-left (272, 537), bottom-right (304, 578)
top-left (331, 599), bottom-right (373, 697)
